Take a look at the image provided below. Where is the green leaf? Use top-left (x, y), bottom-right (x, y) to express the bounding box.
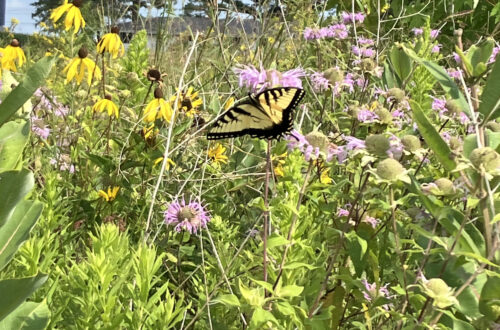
top-left (0, 199), bottom-right (43, 272)
top-left (212, 294), bottom-right (241, 307)
top-left (249, 307), bottom-right (278, 329)
top-left (238, 280), bottom-right (264, 307)
top-left (479, 276), bottom-right (500, 321)
top-left (0, 121), bottom-right (29, 173)
top-left (276, 285), bottom-right (303, 298)
top-left (282, 262), bottom-right (317, 270)
top-left (0, 301), bottom-right (50, 330)
top-left (0, 170), bottom-right (34, 227)
top-left (403, 46), bottom-right (470, 116)
top-left (346, 232), bottom-right (368, 276)
top-left (479, 56), bottom-right (500, 122)
top-left (463, 130), bottom-right (500, 158)
top-left (410, 100), bottom-right (456, 171)
top-left (382, 60), bottom-right (398, 88)
top-left (0, 273), bottom-right (48, 321)
top-left (469, 39), bottom-right (495, 77)
top-left (0, 57), bottom-right (56, 126)
top-left (389, 46), bottom-right (412, 83)
top-left (266, 234), bottom-right (289, 249)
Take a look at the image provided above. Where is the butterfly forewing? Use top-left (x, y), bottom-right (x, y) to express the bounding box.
top-left (207, 87), bottom-right (305, 140)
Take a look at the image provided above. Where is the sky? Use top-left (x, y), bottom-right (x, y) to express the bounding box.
top-left (6, 0), bottom-right (37, 34)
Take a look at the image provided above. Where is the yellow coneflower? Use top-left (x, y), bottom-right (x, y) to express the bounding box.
top-left (63, 47), bottom-right (101, 85)
top-left (274, 163), bottom-right (285, 177)
top-left (93, 95), bottom-right (119, 118)
top-left (142, 123), bottom-right (157, 140)
top-left (50, 0), bottom-right (86, 34)
top-left (171, 86), bottom-right (203, 117)
top-left (98, 186), bottom-right (119, 202)
top-left (153, 157), bottom-right (176, 170)
top-left (1, 39), bottom-right (26, 71)
top-left (273, 152), bottom-right (287, 177)
top-left (207, 143), bottom-right (228, 164)
top-left (143, 88), bottom-right (173, 123)
top-left (97, 26), bottom-right (125, 59)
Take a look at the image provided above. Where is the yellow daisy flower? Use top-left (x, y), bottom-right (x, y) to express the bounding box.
top-left (143, 88), bottom-right (173, 123)
top-left (171, 86), bottom-right (203, 117)
top-left (97, 27), bottom-right (125, 59)
top-left (50, 0), bottom-right (86, 34)
top-left (274, 163), bottom-right (285, 177)
top-left (92, 95), bottom-right (119, 118)
top-left (153, 157), bottom-right (176, 170)
top-left (98, 186), bottom-right (119, 202)
top-left (1, 39), bottom-right (26, 71)
top-left (208, 143), bottom-right (228, 164)
top-left (272, 152), bottom-right (287, 177)
top-left (63, 47), bottom-right (101, 85)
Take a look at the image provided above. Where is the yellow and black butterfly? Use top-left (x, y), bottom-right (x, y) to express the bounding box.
top-left (207, 87), bottom-right (305, 140)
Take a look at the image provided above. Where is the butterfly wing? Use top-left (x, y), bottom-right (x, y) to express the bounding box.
top-left (207, 87), bottom-right (305, 140)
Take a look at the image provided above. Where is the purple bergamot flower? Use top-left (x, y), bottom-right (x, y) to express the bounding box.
top-left (165, 198), bottom-right (211, 234)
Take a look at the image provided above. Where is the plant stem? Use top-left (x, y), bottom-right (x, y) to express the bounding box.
top-left (272, 160), bottom-right (314, 291)
top-left (263, 140), bottom-right (271, 289)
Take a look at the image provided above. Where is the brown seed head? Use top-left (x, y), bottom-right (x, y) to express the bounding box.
top-left (105, 94), bottom-right (112, 101)
top-left (78, 47), bottom-right (88, 59)
top-left (147, 69), bottom-right (162, 82)
top-left (154, 87), bottom-right (164, 99)
top-left (111, 26), bottom-right (120, 34)
top-left (10, 39), bottom-right (19, 47)
top-left (72, 0), bottom-right (84, 7)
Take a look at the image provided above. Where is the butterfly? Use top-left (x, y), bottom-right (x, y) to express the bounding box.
top-left (207, 87), bottom-right (305, 140)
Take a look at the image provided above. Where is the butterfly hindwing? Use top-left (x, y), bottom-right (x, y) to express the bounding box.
top-left (207, 87), bottom-right (305, 140)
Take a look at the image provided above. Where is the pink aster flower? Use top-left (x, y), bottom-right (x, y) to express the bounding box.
top-left (358, 37), bottom-right (374, 46)
top-left (363, 216), bottom-right (379, 228)
top-left (431, 96), bottom-right (447, 115)
top-left (447, 68), bottom-right (463, 80)
top-left (303, 27), bottom-right (323, 40)
top-left (489, 46), bottom-right (500, 64)
top-left (234, 65), bottom-right (304, 92)
top-left (357, 109), bottom-right (378, 123)
top-left (430, 29), bottom-right (440, 39)
top-left (31, 116), bottom-right (50, 139)
top-left (412, 28), bottom-right (423, 36)
top-left (453, 52), bottom-right (461, 64)
top-left (285, 130), bottom-right (337, 162)
top-left (327, 23), bottom-right (349, 39)
top-left (431, 44), bottom-right (442, 54)
top-left (337, 207), bottom-right (349, 217)
top-left (310, 72), bottom-right (330, 92)
top-left (344, 136), bottom-right (366, 150)
top-left (165, 198), bottom-right (211, 234)
top-left (387, 134), bottom-right (403, 159)
top-left (362, 279), bottom-right (393, 310)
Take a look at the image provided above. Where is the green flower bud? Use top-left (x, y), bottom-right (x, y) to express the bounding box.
top-left (366, 134), bottom-right (390, 157)
top-left (423, 278), bottom-right (457, 309)
top-left (434, 178), bottom-right (456, 196)
top-left (401, 135), bottom-right (421, 152)
top-left (449, 137), bottom-right (462, 151)
top-left (119, 90), bottom-right (131, 99)
top-left (305, 130), bottom-right (329, 154)
top-left (376, 158), bottom-right (404, 180)
top-left (360, 58), bottom-right (376, 71)
top-left (470, 147), bottom-right (500, 172)
top-left (74, 89), bottom-right (87, 99)
top-left (387, 88), bottom-right (405, 102)
top-left (348, 104), bottom-right (361, 118)
top-left (126, 72), bottom-right (140, 83)
top-left (374, 107), bottom-right (392, 124)
top-left (486, 121), bottom-right (500, 132)
top-left (323, 67), bottom-right (344, 84)
top-left (445, 99), bottom-right (462, 115)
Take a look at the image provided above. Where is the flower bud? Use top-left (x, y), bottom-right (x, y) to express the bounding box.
top-left (374, 107), bottom-right (392, 124)
top-left (433, 178), bottom-right (456, 196)
top-left (366, 134), bottom-right (390, 157)
top-left (347, 104), bottom-right (361, 118)
top-left (74, 90), bottom-right (87, 99)
top-left (445, 99), bottom-right (461, 115)
top-left (449, 136), bottom-right (462, 151)
top-left (470, 147), bottom-right (500, 172)
top-left (486, 121), bottom-right (500, 132)
top-left (305, 130), bottom-right (330, 154)
top-left (401, 135), bottom-right (421, 152)
top-left (126, 72), bottom-right (140, 82)
top-left (323, 67), bottom-right (344, 84)
top-left (119, 90), bottom-right (131, 99)
top-left (376, 158), bottom-right (404, 180)
top-left (360, 58), bottom-right (376, 71)
top-left (387, 88), bottom-right (405, 102)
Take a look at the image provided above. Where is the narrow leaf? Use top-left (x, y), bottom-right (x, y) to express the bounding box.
top-left (479, 57), bottom-right (500, 122)
top-left (410, 100), bottom-right (456, 171)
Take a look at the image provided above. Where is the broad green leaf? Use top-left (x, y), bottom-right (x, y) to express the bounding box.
top-left (0, 301), bottom-right (50, 330)
top-left (0, 273), bottom-right (47, 321)
top-left (249, 307), bottom-right (278, 329)
top-left (437, 207), bottom-right (483, 256)
top-left (479, 57), bottom-right (500, 122)
top-left (0, 57), bottom-right (56, 126)
top-left (389, 46), bottom-right (412, 83)
top-left (346, 232), bottom-right (368, 276)
top-left (0, 170), bottom-right (34, 227)
top-left (455, 252), bottom-right (500, 269)
top-left (0, 199), bottom-right (43, 272)
top-left (403, 46), bottom-right (470, 116)
top-left (469, 39), bottom-right (495, 77)
top-left (238, 280), bottom-right (264, 307)
top-left (382, 60), bottom-right (397, 88)
top-left (276, 285), bottom-right (303, 298)
top-left (479, 276), bottom-right (500, 321)
top-left (0, 121), bottom-right (29, 173)
top-left (410, 100), bottom-right (456, 171)
top-left (212, 294), bottom-right (240, 307)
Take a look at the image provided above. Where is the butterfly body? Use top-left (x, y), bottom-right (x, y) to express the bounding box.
top-left (207, 87), bottom-right (305, 140)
